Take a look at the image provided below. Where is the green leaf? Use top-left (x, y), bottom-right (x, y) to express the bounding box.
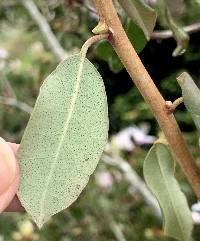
top-left (143, 143), bottom-right (193, 241)
top-left (194, 0), bottom-right (200, 6)
top-left (95, 40), bottom-right (124, 73)
top-left (165, 7), bottom-right (189, 57)
top-left (95, 21), bottom-right (147, 73)
top-left (125, 19), bottom-right (147, 53)
top-left (118, 0), bottom-right (157, 40)
top-left (108, 54), bottom-right (124, 74)
top-left (177, 72), bottom-right (200, 131)
top-left (17, 54), bottom-right (109, 228)
top-left (157, 0), bottom-right (189, 56)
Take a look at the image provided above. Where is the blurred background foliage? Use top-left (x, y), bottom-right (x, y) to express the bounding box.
top-left (0, 0), bottom-right (200, 241)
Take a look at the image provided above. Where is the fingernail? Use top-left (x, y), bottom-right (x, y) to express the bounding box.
top-left (0, 137), bottom-right (16, 194)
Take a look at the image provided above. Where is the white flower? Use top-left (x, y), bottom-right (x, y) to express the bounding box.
top-left (192, 211), bottom-right (200, 224)
top-left (111, 125), bottom-right (155, 152)
top-left (191, 201), bottom-right (200, 212)
top-left (96, 171), bottom-right (114, 189)
top-left (112, 127), bottom-right (136, 151)
top-left (0, 47), bottom-right (8, 59)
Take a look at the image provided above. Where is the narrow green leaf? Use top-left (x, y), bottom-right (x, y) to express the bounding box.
top-left (118, 0), bottom-right (157, 40)
top-left (108, 54), bottom-right (124, 74)
top-left (17, 54), bottom-right (109, 228)
top-left (143, 143), bottom-right (193, 241)
top-left (95, 40), bottom-right (124, 73)
top-left (125, 19), bottom-right (147, 53)
top-left (177, 72), bottom-right (200, 131)
top-left (157, 0), bottom-right (189, 56)
top-left (165, 7), bottom-right (189, 57)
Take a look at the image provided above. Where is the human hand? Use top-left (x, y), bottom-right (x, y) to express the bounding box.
top-left (0, 137), bottom-right (23, 212)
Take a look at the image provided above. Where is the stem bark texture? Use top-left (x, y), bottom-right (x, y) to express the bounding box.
top-left (95, 0), bottom-right (200, 199)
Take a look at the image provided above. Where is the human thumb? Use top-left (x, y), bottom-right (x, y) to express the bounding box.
top-left (0, 137), bottom-right (16, 194)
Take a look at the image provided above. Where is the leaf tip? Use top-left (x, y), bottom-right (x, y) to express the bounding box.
top-left (35, 218), bottom-right (45, 230)
top-left (177, 72), bottom-right (189, 86)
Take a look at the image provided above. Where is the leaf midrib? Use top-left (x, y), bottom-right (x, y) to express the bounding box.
top-left (38, 55), bottom-right (85, 227)
top-left (156, 146), bottom-right (185, 241)
top-left (125, 0), bottom-right (148, 37)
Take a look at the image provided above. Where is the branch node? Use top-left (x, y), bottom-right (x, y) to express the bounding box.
top-left (165, 97), bottom-right (184, 114)
top-left (108, 27), bottom-right (114, 42)
top-left (95, 0), bottom-right (200, 200)
top-left (92, 21), bottom-right (109, 34)
top-left (154, 137), bottom-right (168, 146)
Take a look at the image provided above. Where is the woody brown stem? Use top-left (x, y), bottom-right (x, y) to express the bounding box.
top-left (165, 97), bottom-right (184, 114)
top-left (95, 0), bottom-right (200, 199)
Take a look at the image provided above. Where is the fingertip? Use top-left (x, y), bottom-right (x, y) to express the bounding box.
top-left (0, 138), bottom-right (17, 194)
top-left (7, 143), bottom-right (19, 155)
top-left (0, 163), bottom-right (20, 212)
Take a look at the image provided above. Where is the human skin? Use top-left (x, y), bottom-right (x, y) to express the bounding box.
top-left (0, 138), bottom-right (23, 212)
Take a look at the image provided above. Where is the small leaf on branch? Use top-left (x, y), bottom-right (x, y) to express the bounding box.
top-left (118, 0), bottom-right (157, 40)
top-left (164, 5), bottom-right (189, 56)
top-left (92, 21), bottom-right (109, 34)
top-left (144, 143), bottom-right (193, 241)
top-left (177, 72), bottom-right (200, 131)
top-left (17, 53), bottom-right (109, 228)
